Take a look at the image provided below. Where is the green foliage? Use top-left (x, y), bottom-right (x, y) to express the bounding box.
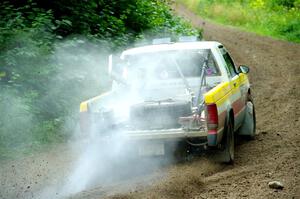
top-left (0, 0), bottom-right (199, 158)
top-left (271, 0), bottom-right (300, 8)
top-left (177, 0), bottom-right (300, 43)
top-left (0, 89), bottom-right (33, 149)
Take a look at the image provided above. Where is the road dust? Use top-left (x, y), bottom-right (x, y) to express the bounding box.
top-left (3, 37), bottom-right (203, 199)
top-left (0, 90), bottom-right (34, 154)
top-left (35, 132), bottom-right (169, 199)
top-left (0, 35), bottom-right (224, 199)
top-left (44, 41), bottom-right (214, 198)
top-left (0, 37), bottom-right (149, 199)
top-left (34, 36), bottom-right (220, 198)
top-left (0, 34), bottom-right (203, 199)
top-left (27, 41), bottom-right (158, 198)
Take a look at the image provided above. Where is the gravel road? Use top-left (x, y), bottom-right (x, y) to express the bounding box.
top-left (1, 3), bottom-right (299, 199)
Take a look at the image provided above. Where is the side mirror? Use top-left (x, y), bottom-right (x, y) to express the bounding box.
top-left (239, 65), bottom-right (250, 74)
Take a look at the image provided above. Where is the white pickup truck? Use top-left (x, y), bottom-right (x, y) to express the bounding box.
top-left (80, 38), bottom-right (256, 163)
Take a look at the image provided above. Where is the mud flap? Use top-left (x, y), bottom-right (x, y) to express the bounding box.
top-left (238, 101), bottom-right (256, 137)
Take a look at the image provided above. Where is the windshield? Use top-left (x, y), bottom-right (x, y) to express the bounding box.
top-left (112, 49), bottom-right (219, 101)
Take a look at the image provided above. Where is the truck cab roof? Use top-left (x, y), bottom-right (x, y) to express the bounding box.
top-left (122, 41), bottom-right (222, 57)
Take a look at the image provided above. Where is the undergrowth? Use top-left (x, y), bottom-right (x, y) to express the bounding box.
top-left (177, 0), bottom-right (300, 42)
top-left (0, 0), bottom-right (199, 159)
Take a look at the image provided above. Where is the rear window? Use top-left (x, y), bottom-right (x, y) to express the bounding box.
top-left (124, 49), bottom-right (220, 80)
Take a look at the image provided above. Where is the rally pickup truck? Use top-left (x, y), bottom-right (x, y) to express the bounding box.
top-left (79, 38), bottom-right (256, 163)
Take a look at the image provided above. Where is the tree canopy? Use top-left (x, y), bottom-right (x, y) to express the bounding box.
top-left (0, 0), bottom-right (198, 156)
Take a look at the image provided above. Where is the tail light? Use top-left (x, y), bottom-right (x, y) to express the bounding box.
top-left (206, 103), bottom-right (218, 130)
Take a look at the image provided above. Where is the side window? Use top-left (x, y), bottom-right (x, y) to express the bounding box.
top-left (222, 53), bottom-right (237, 78)
top-left (206, 54), bottom-right (220, 76)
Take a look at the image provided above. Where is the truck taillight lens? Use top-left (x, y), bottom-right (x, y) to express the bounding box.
top-left (206, 103), bottom-right (218, 129)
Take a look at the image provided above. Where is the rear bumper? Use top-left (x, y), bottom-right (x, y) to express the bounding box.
top-left (124, 128), bottom-right (207, 141)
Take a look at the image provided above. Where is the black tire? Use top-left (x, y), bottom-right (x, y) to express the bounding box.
top-left (221, 118), bottom-right (234, 164)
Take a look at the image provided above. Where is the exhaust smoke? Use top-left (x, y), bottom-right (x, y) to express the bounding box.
top-left (1, 37), bottom-right (218, 199)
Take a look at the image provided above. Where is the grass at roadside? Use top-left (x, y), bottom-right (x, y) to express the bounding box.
top-left (176, 0), bottom-right (300, 43)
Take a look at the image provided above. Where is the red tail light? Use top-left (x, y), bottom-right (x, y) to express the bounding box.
top-left (206, 103), bottom-right (218, 129)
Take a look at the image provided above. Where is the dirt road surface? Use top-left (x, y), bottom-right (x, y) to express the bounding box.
top-left (1, 3), bottom-right (300, 199)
